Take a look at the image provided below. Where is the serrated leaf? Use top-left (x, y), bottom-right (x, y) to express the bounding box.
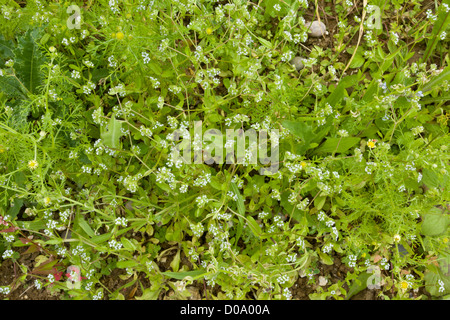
top-left (0, 34), bottom-right (14, 59)
top-left (14, 28), bottom-right (47, 94)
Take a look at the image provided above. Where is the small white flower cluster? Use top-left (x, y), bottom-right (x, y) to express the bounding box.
top-left (286, 253), bottom-right (297, 263)
top-left (71, 70), bottom-right (81, 79)
top-left (108, 83), bottom-right (126, 97)
top-left (258, 211), bottom-right (269, 219)
top-left (2, 249), bottom-right (13, 259)
top-left (317, 211), bottom-right (326, 221)
top-left (316, 103), bottom-right (334, 126)
top-left (148, 76), bottom-right (159, 89)
top-left (322, 243), bottom-right (333, 254)
top-left (83, 60), bottom-right (94, 68)
top-left (108, 239), bottom-right (123, 250)
top-left (196, 195), bottom-right (210, 208)
top-left (380, 258), bottom-right (390, 270)
top-left (34, 280), bottom-right (42, 290)
top-left (108, 55), bottom-right (117, 68)
top-left (296, 198), bottom-right (310, 210)
top-left (280, 287), bottom-right (292, 300)
top-left (365, 161), bottom-right (377, 175)
top-left (364, 30), bottom-right (377, 47)
top-left (227, 191), bottom-right (238, 201)
top-left (122, 174), bottom-right (142, 193)
top-left (390, 31), bottom-right (399, 45)
top-left (411, 126), bottom-right (424, 136)
top-left (273, 215), bottom-right (284, 228)
top-left (47, 274), bottom-right (55, 283)
top-left (271, 189), bottom-right (281, 201)
top-left (280, 51), bottom-right (293, 62)
top-left (296, 237), bottom-right (305, 249)
top-left (438, 279), bottom-right (445, 293)
top-left (426, 9), bottom-right (437, 21)
top-left (82, 81), bottom-right (96, 95)
top-left (274, 74), bottom-right (283, 90)
top-left (62, 37), bottom-right (76, 46)
top-left (443, 3), bottom-right (450, 13)
top-left (92, 291), bottom-right (103, 300)
top-left (193, 172), bottom-right (211, 188)
top-left (114, 217), bottom-right (128, 227)
top-left (217, 211), bottom-right (232, 221)
top-left (142, 51), bottom-right (151, 64)
top-left (155, 167), bottom-right (176, 188)
top-left (188, 247), bottom-right (199, 261)
top-left (190, 223), bottom-right (204, 238)
top-left (348, 255), bottom-right (357, 268)
top-left (277, 274), bottom-right (289, 285)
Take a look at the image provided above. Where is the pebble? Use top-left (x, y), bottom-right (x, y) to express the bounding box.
top-left (289, 56), bottom-right (304, 71)
top-left (305, 21), bottom-right (328, 37)
top-left (318, 276), bottom-right (328, 286)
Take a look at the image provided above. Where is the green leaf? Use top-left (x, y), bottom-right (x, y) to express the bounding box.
top-left (135, 288), bottom-right (161, 300)
top-left (121, 237), bottom-right (136, 251)
top-left (162, 269), bottom-right (208, 280)
top-left (77, 216), bottom-right (95, 237)
top-left (423, 1), bottom-right (450, 63)
top-left (318, 251), bottom-right (333, 265)
top-left (422, 65), bottom-right (450, 93)
top-left (0, 34), bottom-right (14, 59)
top-left (116, 260), bottom-right (139, 268)
top-left (314, 137), bottom-right (360, 154)
top-left (246, 216), bottom-right (262, 238)
top-left (421, 208), bottom-right (450, 236)
top-left (100, 115), bottom-right (124, 149)
top-left (14, 28), bottom-right (47, 94)
top-left (422, 168), bottom-right (446, 189)
top-left (346, 272), bottom-right (371, 299)
top-left (231, 182), bottom-right (245, 216)
top-left (7, 198), bottom-right (23, 220)
top-left (90, 233), bottom-right (111, 244)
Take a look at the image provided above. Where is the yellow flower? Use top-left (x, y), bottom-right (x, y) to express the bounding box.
top-left (111, 32), bottom-right (116, 38)
top-left (206, 27), bottom-right (213, 35)
top-left (0, 145), bottom-right (5, 153)
top-left (300, 161), bottom-right (307, 169)
top-left (116, 31), bottom-right (125, 40)
top-left (367, 139), bottom-right (376, 149)
top-left (28, 159), bottom-right (39, 170)
top-left (443, 237), bottom-right (448, 244)
top-left (43, 197), bottom-right (51, 206)
top-left (126, 13), bottom-right (132, 19)
top-left (400, 280), bottom-right (409, 290)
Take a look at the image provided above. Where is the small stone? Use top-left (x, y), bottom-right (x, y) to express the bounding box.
top-left (305, 21), bottom-right (327, 37)
top-left (318, 276), bottom-right (328, 286)
top-left (289, 56), bottom-right (304, 71)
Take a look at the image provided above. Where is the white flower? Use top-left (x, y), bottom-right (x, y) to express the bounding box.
top-left (2, 249), bottom-right (13, 259)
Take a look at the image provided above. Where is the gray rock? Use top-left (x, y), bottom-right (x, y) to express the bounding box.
top-left (305, 21), bottom-right (327, 37)
top-left (290, 56), bottom-right (304, 71)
